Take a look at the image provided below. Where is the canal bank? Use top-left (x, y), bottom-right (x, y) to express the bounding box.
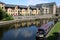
top-left (0, 14), bottom-right (60, 27)
top-left (46, 22), bottom-right (60, 40)
top-left (0, 17), bottom-right (54, 28)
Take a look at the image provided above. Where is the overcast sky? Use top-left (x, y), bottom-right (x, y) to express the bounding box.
top-left (0, 0), bottom-right (60, 6)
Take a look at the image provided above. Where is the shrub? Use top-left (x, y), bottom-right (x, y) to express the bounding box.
top-left (0, 7), bottom-right (14, 21)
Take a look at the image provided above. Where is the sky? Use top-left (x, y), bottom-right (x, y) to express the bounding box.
top-left (0, 0), bottom-right (60, 6)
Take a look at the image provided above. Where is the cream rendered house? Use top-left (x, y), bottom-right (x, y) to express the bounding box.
top-left (0, 2), bottom-right (5, 11)
top-left (29, 6), bottom-right (40, 15)
top-left (5, 4), bottom-right (18, 16)
top-left (18, 5), bottom-right (28, 16)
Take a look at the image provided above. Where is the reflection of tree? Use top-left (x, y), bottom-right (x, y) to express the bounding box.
top-left (0, 25), bottom-right (13, 40)
top-left (0, 27), bottom-right (9, 39)
top-left (0, 28), bottom-right (4, 40)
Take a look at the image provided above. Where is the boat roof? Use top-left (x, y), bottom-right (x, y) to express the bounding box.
top-left (40, 21), bottom-right (54, 30)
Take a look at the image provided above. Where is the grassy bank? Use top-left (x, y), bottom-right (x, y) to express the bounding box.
top-left (47, 22), bottom-right (60, 40)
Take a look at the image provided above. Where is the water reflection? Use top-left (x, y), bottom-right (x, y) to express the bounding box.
top-left (0, 25), bottom-right (37, 40)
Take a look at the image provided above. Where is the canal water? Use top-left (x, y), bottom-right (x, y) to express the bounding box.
top-left (0, 25), bottom-right (38, 40)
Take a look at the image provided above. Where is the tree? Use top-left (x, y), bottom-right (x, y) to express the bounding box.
top-left (0, 8), bottom-right (14, 21)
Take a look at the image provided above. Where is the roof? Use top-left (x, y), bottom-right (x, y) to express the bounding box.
top-left (0, 1), bottom-right (5, 4)
top-left (29, 5), bottom-right (37, 10)
top-left (40, 21), bottom-right (54, 30)
top-left (18, 5), bottom-right (28, 9)
top-left (5, 4), bottom-right (17, 8)
top-left (36, 2), bottom-right (56, 8)
top-left (5, 4), bottom-right (28, 9)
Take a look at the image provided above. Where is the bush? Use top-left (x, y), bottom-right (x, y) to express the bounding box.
top-left (0, 8), bottom-right (14, 21)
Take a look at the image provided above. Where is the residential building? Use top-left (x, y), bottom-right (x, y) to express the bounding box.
top-left (36, 2), bottom-right (56, 15)
top-left (5, 4), bottom-right (18, 16)
top-left (0, 1), bottom-right (57, 16)
top-left (56, 6), bottom-right (60, 14)
top-left (18, 5), bottom-right (28, 16)
top-left (0, 1), bottom-right (5, 11)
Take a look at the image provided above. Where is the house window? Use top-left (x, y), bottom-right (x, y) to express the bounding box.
top-left (44, 9), bottom-right (48, 14)
top-left (46, 9), bottom-right (48, 14)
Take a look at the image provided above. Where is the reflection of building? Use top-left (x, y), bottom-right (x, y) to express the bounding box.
top-left (0, 1), bottom-right (57, 16)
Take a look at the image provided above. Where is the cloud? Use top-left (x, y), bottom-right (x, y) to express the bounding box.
top-left (0, 0), bottom-right (58, 5)
top-left (25, 0), bottom-right (49, 5)
top-left (16, 0), bottom-right (50, 5)
top-left (21, 30), bottom-right (32, 37)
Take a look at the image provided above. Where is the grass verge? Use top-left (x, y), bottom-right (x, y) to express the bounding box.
top-left (47, 22), bottom-right (60, 40)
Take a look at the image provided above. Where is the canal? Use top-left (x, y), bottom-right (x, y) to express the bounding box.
top-left (0, 19), bottom-right (54, 40)
top-left (0, 24), bottom-right (38, 40)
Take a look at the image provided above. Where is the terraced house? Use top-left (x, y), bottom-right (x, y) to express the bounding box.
top-left (0, 1), bottom-right (57, 16)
